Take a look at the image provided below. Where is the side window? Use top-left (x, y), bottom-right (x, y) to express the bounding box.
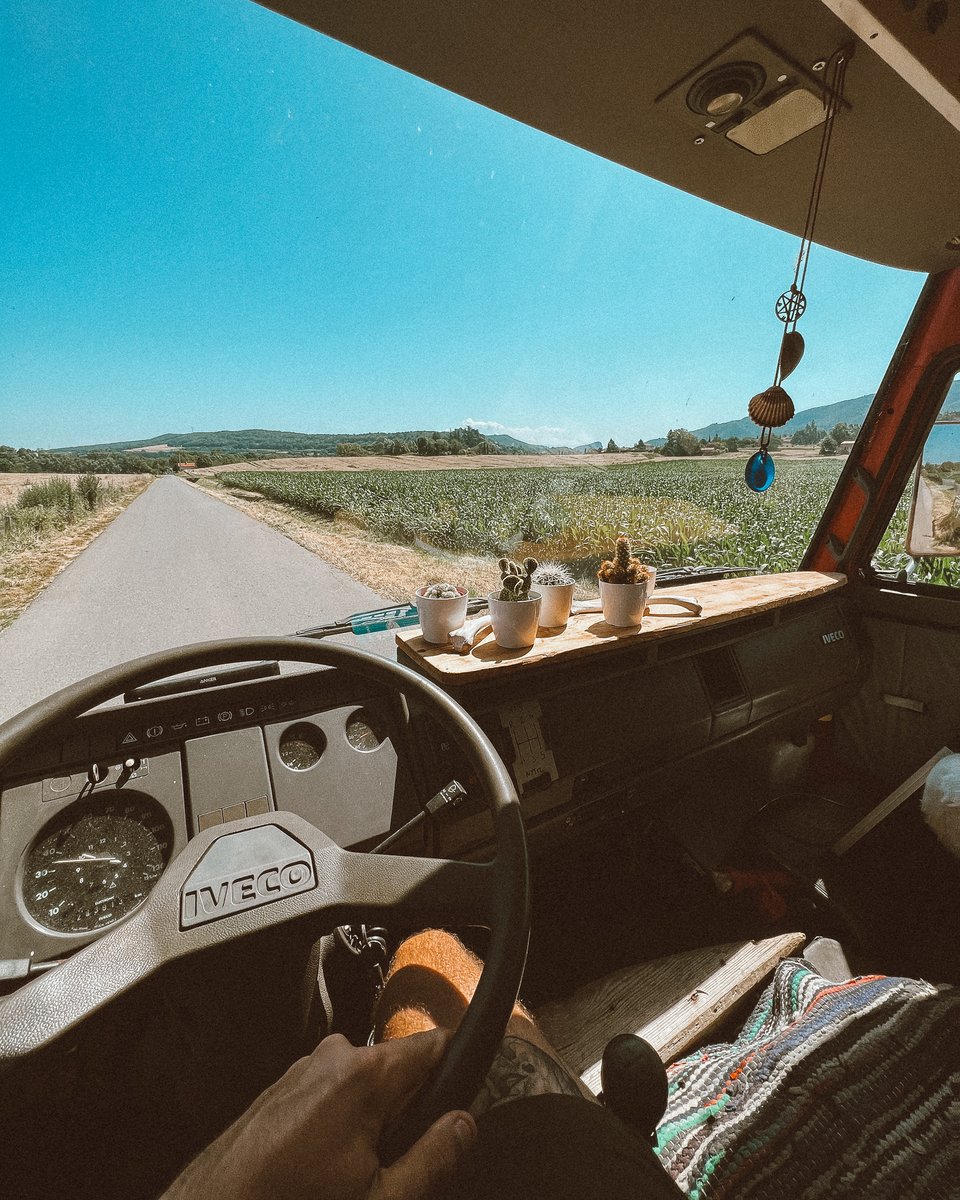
top-left (874, 371), bottom-right (960, 587)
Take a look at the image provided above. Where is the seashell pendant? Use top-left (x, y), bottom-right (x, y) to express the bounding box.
top-left (748, 385), bottom-right (795, 429)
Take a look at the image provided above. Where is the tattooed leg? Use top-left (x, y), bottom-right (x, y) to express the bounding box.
top-left (373, 930), bottom-right (596, 1108)
top-left (469, 1034), bottom-right (584, 1116)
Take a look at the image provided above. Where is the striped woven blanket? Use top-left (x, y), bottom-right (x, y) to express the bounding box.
top-left (656, 960), bottom-right (960, 1198)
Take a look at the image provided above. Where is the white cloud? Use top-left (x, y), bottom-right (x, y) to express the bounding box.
top-left (463, 417), bottom-right (582, 444)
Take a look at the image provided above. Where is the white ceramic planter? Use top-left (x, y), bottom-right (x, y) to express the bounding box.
top-left (414, 586), bottom-right (469, 644)
top-left (599, 569), bottom-right (655, 627)
top-left (537, 582), bottom-right (575, 627)
top-left (488, 590), bottom-right (542, 648)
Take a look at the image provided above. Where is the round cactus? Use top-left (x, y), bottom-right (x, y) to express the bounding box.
top-left (533, 561), bottom-right (575, 587)
top-left (422, 582), bottom-right (461, 599)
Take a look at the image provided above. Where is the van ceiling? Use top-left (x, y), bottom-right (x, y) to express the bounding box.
top-left (257, 0), bottom-right (960, 275)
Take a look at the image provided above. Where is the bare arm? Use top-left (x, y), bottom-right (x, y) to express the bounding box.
top-left (162, 1028), bottom-right (476, 1200)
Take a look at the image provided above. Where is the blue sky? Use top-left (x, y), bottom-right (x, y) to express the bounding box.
top-left (3, 1), bottom-right (923, 450)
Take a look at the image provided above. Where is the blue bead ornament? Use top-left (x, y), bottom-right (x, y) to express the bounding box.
top-left (744, 449), bottom-right (775, 493)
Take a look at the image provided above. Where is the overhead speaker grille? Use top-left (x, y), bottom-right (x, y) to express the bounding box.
top-left (656, 31), bottom-right (843, 154)
top-left (686, 62), bottom-right (766, 117)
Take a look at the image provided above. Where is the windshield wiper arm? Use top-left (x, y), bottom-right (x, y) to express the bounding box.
top-left (296, 599), bottom-right (488, 640)
top-left (655, 565), bottom-right (757, 585)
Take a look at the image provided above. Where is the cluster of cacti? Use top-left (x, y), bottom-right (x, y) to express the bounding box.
top-left (597, 535), bottom-right (651, 584)
top-left (497, 556), bottom-right (539, 601)
top-left (532, 561), bottom-right (575, 587)
top-left (421, 582), bottom-right (461, 599)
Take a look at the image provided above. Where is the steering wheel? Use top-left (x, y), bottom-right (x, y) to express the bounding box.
top-left (0, 637), bottom-right (529, 1160)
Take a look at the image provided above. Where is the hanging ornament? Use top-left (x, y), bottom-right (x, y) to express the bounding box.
top-left (744, 444), bottom-right (776, 493)
top-left (744, 45), bottom-right (852, 494)
top-left (777, 330), bottom-right (805, 382)
top-left (748, 385), bottom-right (795, 429)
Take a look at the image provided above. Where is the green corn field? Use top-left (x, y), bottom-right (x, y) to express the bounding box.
top-left (220, 460), bottom-right (958, 585)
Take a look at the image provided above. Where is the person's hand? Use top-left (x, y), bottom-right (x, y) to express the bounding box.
top-left (163, 1028), bottom-right (476, 1200)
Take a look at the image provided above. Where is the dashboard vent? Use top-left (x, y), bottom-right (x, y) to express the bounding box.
top-left (695, 646), bottom-right (747, 711)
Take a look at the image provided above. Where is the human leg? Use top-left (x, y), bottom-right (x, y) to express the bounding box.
top-left (374, 931), bottom-right (684, 1198)
top-left (374, 929), bottom-right (594, 1113)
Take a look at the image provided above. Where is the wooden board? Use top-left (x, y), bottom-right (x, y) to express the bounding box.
top-left (535, 932), bottom-right (805, 1095)
top-left (397, 572), bottom-right (846, 684)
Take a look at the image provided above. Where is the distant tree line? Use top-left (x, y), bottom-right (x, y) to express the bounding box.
top-left (648, 420), bottom-right (862, 457)
top-left (0, 446), bottom-right (245, 475)
top-left (336, 428), bottom-right (505, 457)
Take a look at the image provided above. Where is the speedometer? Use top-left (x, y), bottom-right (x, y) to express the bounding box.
top-left (22, 794), bottom-right (173, 935)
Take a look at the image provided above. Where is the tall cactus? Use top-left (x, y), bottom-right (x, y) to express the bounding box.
top-left (597, 535), bottom-right (650, 584)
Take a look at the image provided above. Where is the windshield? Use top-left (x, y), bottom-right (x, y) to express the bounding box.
top-left (2, 1), bottom-right (924, 631)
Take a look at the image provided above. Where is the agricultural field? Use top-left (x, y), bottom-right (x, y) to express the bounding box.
top-left (220, 458), bottom-right (960, 587)
top-left (221, 460), bottom-right (849, 578)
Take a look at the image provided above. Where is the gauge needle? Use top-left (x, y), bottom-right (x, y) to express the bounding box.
top-left (53, 853), bottom-right (123, 866)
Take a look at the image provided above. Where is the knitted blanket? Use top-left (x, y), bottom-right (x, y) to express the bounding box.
top-left (656, 960), bottom-right (960, 1198)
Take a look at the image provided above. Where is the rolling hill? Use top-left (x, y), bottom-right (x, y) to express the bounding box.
top-left (683, 379), bottom-right (960, 443)
top-left (49, 380), bottom-right (960, 459)
top-left (52, 428), bottom-right (577, 457)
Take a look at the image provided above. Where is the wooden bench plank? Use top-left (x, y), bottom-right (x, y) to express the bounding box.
top-left (535, 932), bottom-right (805, 1094)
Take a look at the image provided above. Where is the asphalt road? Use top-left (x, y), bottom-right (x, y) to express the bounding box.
top-left (909, 475), bottom-right (935, 555)
top-left (0, 477), bottom-right (394, 723)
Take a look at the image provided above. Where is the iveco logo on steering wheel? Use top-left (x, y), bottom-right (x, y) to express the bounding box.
top-left (180, 825), bottom-right (317, 929)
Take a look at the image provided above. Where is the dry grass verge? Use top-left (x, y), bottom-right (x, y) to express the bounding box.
top-left (0, 478), bottom-right (151, 630)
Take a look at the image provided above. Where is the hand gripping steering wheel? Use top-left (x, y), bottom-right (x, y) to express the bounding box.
top-left (0, 637), bottom-right (530, 1161)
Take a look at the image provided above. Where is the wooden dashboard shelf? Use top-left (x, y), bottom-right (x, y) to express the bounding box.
top-left (396, 571), bottom-right (846, 685)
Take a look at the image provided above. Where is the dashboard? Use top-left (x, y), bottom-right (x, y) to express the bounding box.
top-left (0, 589), bottom-right (862, 975)
top-left (0, 664), bottom-right (417, 969)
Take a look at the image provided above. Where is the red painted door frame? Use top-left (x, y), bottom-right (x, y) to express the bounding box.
top-left (803, 267), bottom-right (960, 575)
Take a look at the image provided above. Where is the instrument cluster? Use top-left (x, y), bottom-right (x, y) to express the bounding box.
top-left (0, 667), bottom-right (412, 970)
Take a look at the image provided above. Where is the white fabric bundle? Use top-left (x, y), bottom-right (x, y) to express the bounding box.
top-left (921, 753), bottom-right (960, 858)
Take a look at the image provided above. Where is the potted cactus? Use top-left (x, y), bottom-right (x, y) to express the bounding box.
top-left (597, 535), bottom-right (655, 627)
top-left (413, 581), bottom-right (469, 644)
top-left (532, 561), bottom-right (576, 627)
top-left (488, 557), bottom-right (541, 648)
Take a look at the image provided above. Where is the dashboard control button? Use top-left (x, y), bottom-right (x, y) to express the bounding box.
top-left (42, 773), bottom-right (86, 802)
top-left (222, 803), bottom-right (246, 824)
top-left (246, 796), bottom-right (270, 816)
top-left (198, 810), bottom-right (223, 832)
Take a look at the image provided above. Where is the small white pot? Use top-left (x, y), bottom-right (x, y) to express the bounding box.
top-left (488, 590), bottom-right (542, 649)
top-left (414, 586), bottom-right (469, 644)
top-left (599, 570), bottom-right (655, 628)
top-left (536, 582), bottom-right (575, 627)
